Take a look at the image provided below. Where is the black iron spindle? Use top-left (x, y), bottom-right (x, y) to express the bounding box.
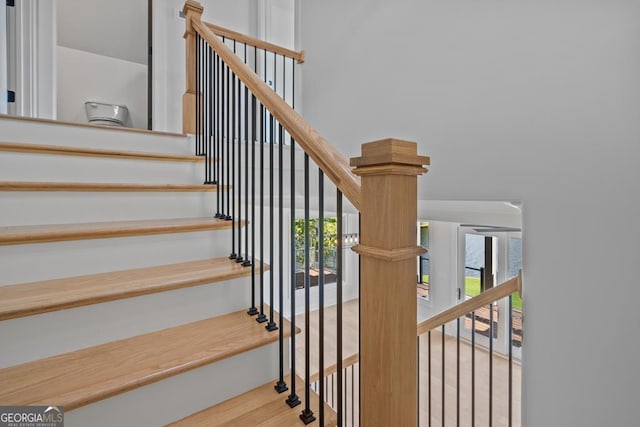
top-left (489, 302), bottom-right (494, 426)
top-left (212, 50), bottom-right (218, 186)
top-left (265, 115), bottom-right (276, 331)
top-left (336, 191), bottom-right (344, 427)
top-left (286, 134), bottom-right (300, 408)
top-left (225, 57), bottom-right (231, 221)
top-left (215, 53), bottom-right (222, 216)
top-left (456, 317), bottom-right (460, 427)
top-left (246, 51), bottom-right (258, 316)
top-left (417, 336), bottom-right (420, 426)
top-left (318, 170), bottom-right (326, 425)
top-left (441, 324), bottom-right (445, 427)
top-left (509, 295), bottom-right (513, 427)
top-left (273, 120), bottom-right (286, 391)
top-left (255, 47), bottom-right (267, 324)
top-left (235, 50), bottom-right (243, 264)
top-left (206, 44), bottom-right (213, 184)
top-left (428, 331), bottom-right (432, 427)
top-left (229, 43), bottom-right (237, 260)
top-left (242, 43), bottom-right (250, 267)
top-left (299, 153), bottom-right (315, 425)
top-left (256, 97), bottom-right (266, 324)
top-left (471, 311), bottom-right (476, 427)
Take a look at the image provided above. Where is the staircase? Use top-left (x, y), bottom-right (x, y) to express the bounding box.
top-left (0, 115), bottom-right (333, 426)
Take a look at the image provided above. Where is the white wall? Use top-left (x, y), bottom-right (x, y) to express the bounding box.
top-left (152, 0), bottom-right (256, 133)
top-left (57, 0), bottom-right (147, 65)
top-left (57, 46), bottom-right (147, 128)
top-left (299, 1), bottom-right (640, 426)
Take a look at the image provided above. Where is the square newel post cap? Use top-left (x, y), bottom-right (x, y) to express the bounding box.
top-left (183, 0), bottom-right (204, 16)
top-left (350, 138), bottom-right (430, 176)
top-left (183, 1), bottom-right (204, 36)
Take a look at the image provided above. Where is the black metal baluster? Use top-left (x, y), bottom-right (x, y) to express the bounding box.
top-left (417, 336), bottom-right (420, 427)
top-left (265, 121), bottom-right (276, 330)
top-left (206, 44), bottom-right (213, 185)
top-left (246, 49), bottom-right (258, 316)
top-left (441, 324), bottom-right (445, 427)
top-left (337, 191), bottom-right (344, 427)
top-left (203, 41), bottom-right (208, 174)
top-left (265, 51), bottom-right (277, 331)
top-left (256, 97), bottom-right (266, 324)
top-left (235, 48), bottom-right (243, 264)
top-left (255, 47), bottom-right (267, 324)
top-left (300, 153), bottom-right (315, 425)
top-left (225, 54), bottom-right (231, 221)
top-left (215, 53), bottom-right (222, 217)
top-left (219, 56), bottom-right (227, 218)
top-left (428, 331), bottom-right (432, 427)
top-left (509, 295), bottom-right (513, 427)
top-left (456, 317), bottom-right (460, 427)
top-left (229, 44), bottom-right (237, 261)
top-left (273, 119), bottom-right (286, 390)
top-left (273, 50), bottom-right (287, 391)
top-left (212, 50), bottom-right (218, 186)
top-left (242, 43), bottom-right (251, 267)
top-left (286, 55), bottom-right (301, 408)
top-left (471, 311), bottom-right (476, 427)
top-left (208, 45), bottom-right (213, 182)
top-left (489, 302), bottom-right (494, 426)
top-left (318, 170), bottom-right (325, 425)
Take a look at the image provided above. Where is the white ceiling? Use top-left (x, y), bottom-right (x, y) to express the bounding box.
top-left (57, 0), bottom-right (148, 65)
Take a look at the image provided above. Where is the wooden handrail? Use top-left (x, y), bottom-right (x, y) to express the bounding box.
top-left (205, 22), bottom-right (305, 64)
top-left (192, 18), bottom-right (362, 210)
top-left (309, 353), bottom-right (359, 384)
top-left (416, 271), bottom-right (522, 336)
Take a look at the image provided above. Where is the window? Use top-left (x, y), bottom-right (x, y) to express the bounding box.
top-left (294, 218), bottom-right (338, 289)
top-left (417, 222), bottom-right (430, 299)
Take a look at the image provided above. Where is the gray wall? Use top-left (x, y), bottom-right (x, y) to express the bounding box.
top-left (300, 1), bottom-right (640, 426)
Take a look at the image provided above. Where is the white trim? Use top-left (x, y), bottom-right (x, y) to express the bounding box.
top-left (14, 0), bottom-right (56, 119)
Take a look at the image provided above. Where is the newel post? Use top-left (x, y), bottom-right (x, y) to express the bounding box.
top-left (182, 0), bottom-right (203, 134)
top-left (351, 139), bottom-right (429, 426)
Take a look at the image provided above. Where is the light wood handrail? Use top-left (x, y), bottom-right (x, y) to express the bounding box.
top-left (417, 271), bottom-right (522, 336)
top-left (309, 352), bottom-right (359, 384)
top-left (192, 18), bottom-right (361, 210)
top-left (205, 22), bottom-right (305, 63)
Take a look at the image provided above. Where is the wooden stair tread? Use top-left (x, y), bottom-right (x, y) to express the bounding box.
top-left (0, 217), bottom-right (239, 246)
top-left (0, 141), bottom-right (203, 162)
top-left (0, 257), bottom-right (266, 321)
top-left (0, 181), bottom-right (221, 192)
top-left (0, 113), bottom-right (185, 137)
top-left (0, 309), bottom-right (293, 410)
top-left (169, 375), bottom-right (337, 427)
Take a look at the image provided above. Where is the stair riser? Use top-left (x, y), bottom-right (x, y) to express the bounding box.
top-left (66, 343), bottom-right (284, 427)
top-left (0, 118), bottom-right (191, 154)
top-left (0, 230), bottom-right (237, 285)
top-left (0, 152), bottom-right (204, 184)
top-left (0, 192), bottom-right (218, 226)
top-left (0, 276), bottom-right (255, 367)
